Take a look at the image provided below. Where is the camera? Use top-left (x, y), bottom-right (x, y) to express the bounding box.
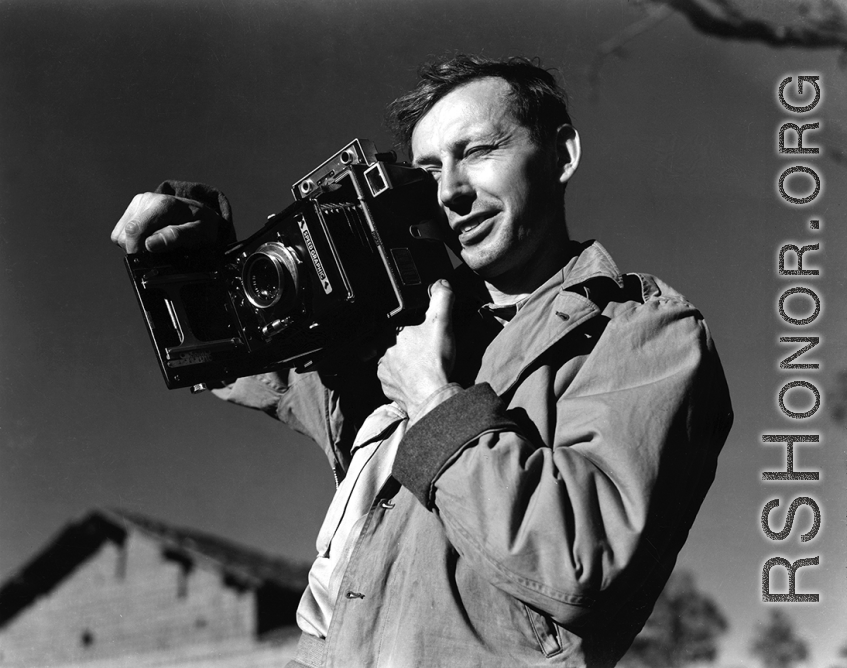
top-left (125, 139), bottom-right (453, 391)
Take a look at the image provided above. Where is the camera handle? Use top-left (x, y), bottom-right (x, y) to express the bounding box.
top-left (409, 218), bottom-right (460, 258)
top-left (409, 219), bottom-right (449, 242)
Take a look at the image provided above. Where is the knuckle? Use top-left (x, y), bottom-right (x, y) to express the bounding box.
top-left (141, 191), bottom-right (162, 204)
top-left (140, 193), bottom-right (170, 215)
top-left (150, 195), bottom-right (171, 214)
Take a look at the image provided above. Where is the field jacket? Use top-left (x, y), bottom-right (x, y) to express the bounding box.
top-left (214, 240), bottom-right (734, 668)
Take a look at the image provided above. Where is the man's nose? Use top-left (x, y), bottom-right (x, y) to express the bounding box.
top-left (438, 164), bottom-right (474, 214)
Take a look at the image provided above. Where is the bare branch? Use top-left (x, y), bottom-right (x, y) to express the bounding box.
top-left (588, 5), bottom-right (673, 88)
top-left (654, 0), bottom-right (847, 50)
top-left (589, 0), bottom-right (847, 98)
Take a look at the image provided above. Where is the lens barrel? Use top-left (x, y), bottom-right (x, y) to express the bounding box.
top-left (242, 243), bottom-right (301, 309)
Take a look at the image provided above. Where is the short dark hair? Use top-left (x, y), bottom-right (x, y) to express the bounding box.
top-left (386, 54), bottom-right (572, 158)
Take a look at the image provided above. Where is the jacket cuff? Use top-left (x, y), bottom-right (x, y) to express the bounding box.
top-left (393, 383), bottom-right (516, 509)
top-left (407, 383), bottom-right (464, 426)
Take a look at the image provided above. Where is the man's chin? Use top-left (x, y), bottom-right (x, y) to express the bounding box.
top-left (460, 251), bottom-right (504, 280)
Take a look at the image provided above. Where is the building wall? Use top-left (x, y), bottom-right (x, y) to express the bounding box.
top-left (1, 636), bottom-right (301, 668)
top-left (0, 533), bottom-right (256, 667)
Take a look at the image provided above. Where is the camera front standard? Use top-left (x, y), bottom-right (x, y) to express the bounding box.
top-left (125, 139), bottom-right (453, 390)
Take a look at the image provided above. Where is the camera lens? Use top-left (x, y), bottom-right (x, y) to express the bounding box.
top-left (242, 243), bottom-right (301, 309)
top-left (247, 256), bottom-right (283, 305)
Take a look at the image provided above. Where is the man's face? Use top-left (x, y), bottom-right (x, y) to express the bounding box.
top-left (411, 77), bottom-right (569, 284)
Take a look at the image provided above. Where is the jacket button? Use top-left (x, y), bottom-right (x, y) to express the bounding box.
top-left (345, 591), bottom-right (365, 600)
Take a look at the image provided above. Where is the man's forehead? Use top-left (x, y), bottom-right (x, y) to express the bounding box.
top-left (411, 77), bottom-right (519, 158)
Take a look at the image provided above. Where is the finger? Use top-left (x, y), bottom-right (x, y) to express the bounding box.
top-left (112, 194), bottom-right (179, 253)
top-left (426, 280), bottom-right (455, 325)
top-left (112, 194), bottom-right (206, 254)
top-left (111, 193), bottom-right (149, 249)
top-left (144, 219), bottom-right (220, 252)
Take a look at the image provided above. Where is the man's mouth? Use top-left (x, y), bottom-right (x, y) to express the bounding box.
top-left (462, 220), bottom-right (483, 234)
top-left (454, 213), bottom-right (494, 244)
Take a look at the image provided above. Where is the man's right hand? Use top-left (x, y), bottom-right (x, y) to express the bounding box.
top-left (111, 192), bottom-right (229, 254)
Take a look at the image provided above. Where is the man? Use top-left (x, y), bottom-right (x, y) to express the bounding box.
top-left (112, 55), bottom-right (733, 667)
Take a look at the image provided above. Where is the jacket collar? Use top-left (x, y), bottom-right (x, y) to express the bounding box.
top-left (557, 240), bottom-right (624, 292)
top-left (476, 240), bottom-right (623, 396)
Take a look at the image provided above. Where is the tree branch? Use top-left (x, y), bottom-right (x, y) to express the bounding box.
top-left (588, 5), bottom-right (673, 88)
top-left (654, 0), bottom-right (847, 50)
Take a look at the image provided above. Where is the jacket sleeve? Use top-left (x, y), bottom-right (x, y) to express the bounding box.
top-left (212, 371), bottom-right (348, 468)
top-left (153, 180), bottom-right (237, 246)
top-left (392, 296), bottom-right (733, 627)
top-left (212, 359), bottom-right (385, 476)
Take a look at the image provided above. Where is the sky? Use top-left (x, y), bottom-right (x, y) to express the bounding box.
top-left (1, 0), bottom-right (845, 665)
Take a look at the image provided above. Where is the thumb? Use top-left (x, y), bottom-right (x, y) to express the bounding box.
top-left (426, 280), bottom-right (455, 325)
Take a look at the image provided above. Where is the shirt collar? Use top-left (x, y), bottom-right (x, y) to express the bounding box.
top-left (478, 297), bottom-right (528, 324)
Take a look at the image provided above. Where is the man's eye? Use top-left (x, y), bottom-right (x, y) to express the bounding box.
top-left (465, 145), bottom-right (494, 158)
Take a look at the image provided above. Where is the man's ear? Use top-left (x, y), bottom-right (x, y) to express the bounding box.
top-left (554, 124), bottom-right (581, 185)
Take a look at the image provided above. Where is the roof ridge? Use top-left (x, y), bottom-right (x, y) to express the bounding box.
top-left (0, 508), bottom-right (310, 630)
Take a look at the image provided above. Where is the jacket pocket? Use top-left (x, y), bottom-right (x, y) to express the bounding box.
top-left (524, 604), bottom-right (564, 658)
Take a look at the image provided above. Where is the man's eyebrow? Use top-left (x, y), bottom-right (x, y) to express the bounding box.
top-left (412, 153), bottom-right (440, 168)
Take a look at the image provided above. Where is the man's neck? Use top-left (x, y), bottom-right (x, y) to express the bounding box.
top-left (483, 239), bottom-right (577, 307)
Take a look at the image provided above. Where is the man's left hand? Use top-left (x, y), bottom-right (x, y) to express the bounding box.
top-left (378, 280), bottom-right (456, 417)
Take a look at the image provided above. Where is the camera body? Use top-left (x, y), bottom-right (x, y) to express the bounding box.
top-left (125, 139), bottom-right (453, 390)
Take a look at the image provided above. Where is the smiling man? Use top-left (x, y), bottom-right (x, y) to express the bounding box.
top-left (112, 55), bottom-right (733, 667)
top-left (410, 77), bottom-right (575, 294)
